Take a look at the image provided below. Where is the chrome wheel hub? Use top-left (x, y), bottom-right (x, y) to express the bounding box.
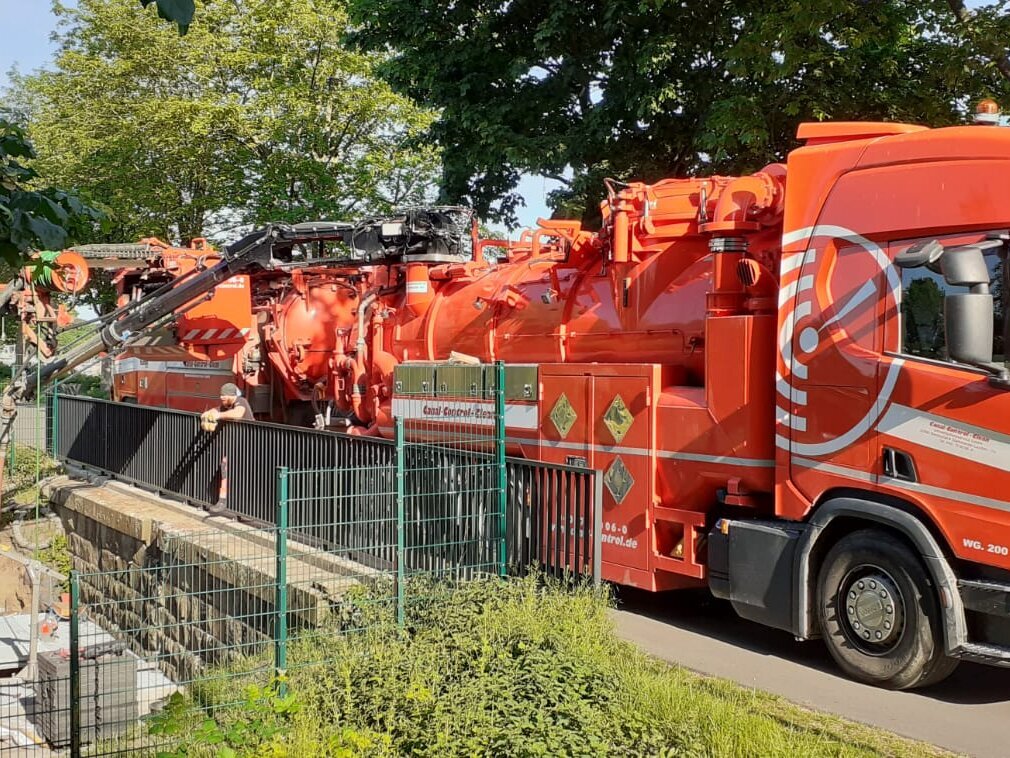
top-left (842, 570), bottom-right (904, 651)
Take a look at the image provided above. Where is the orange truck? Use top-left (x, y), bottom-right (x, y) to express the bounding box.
top-left (329, 115), bottom-right (1010, 690)
top-left (30, 112), bottom-right (1010, 690)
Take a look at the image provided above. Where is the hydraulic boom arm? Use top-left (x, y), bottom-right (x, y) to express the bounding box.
top-left (0, 222), bottom-right (352, 489)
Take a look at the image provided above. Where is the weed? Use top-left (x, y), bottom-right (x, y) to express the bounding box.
top-left (144, 577), bottom-right (948, 757)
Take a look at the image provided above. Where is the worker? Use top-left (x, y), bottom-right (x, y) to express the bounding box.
top-left (201, 382), bottom-right (252, 428)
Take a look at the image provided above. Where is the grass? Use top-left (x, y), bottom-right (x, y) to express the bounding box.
top-left (149, 577), bottom-right (951, 758)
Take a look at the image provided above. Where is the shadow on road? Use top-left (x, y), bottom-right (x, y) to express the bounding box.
top-left (614, 586), bottom-right (1010, 705)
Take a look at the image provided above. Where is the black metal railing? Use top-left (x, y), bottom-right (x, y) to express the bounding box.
top-left (51, 395), bottom-right (600, 581)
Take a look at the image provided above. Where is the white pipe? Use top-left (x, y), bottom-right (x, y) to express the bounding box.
top-left (22, 562), bottom-right (39, 682)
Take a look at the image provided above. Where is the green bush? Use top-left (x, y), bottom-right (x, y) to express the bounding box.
top-left (4, 443), bottom-right (59, 510)
top-left (148, 577), bottom-right (944, 758)
top-left (37, 532), bottom-right (71, 588)
top-left (61, 372), bottom-right (107, 399)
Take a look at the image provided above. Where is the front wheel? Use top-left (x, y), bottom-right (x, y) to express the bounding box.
top-left (816, 529), bottom-right (958, 690)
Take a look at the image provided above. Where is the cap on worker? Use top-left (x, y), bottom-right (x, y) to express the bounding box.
top-left (220, 382), bottom-right (240, 397)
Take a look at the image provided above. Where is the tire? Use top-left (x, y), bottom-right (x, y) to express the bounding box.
top-left (816, 529), bottom-right (959, 690)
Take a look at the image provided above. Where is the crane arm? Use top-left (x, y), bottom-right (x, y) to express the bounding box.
top-left (0, 222), bottom-right (353, 486)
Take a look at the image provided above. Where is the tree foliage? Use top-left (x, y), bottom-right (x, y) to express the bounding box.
top-left (346, 0), bottom-right (1010, 224)
top-left (0, 118), bottom-right (102, 264)
top-left (10, 0), bottom-right (439, 244)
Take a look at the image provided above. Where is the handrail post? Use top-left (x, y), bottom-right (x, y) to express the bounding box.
top-left (395, 416), bottom-right (405, 628)
top-left (592, 472), bottom-right (603, 586)
top-left (51, 388), bottom-right (60, 459)
top-left (274, 466), bottom-right (289, 696)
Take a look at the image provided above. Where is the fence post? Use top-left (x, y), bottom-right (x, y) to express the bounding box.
top-left (592, 472), bottom-right (603, 587)
top-left (494, 361), bottom-right (507, 577)
top-left (50, 389), bottom-right (59, 459)
top-left (395, 416), bottom-right (405, 628)
top-left (69, 570), bottom-right (81, 758)
top-left (274, 466), bottom-right (289, 697)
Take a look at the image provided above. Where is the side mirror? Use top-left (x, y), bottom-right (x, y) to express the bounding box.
top-left (940, 244), bottom-right (994, 367)
top-left (939, 244), bottom-right (992, 289)
top-left (896, 239), bottom-right (1009, 384)
top-left (894, 239), bottom-right (945, 272)
top-left (945, 292), bottom-right (994, 366)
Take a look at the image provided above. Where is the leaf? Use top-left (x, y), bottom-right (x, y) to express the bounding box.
top-left (140, 0), bottom-right (195, 34)
top-left (8, 192), bottom-right (70, 224)
top-left (19, 211), bottom-right (69, 250)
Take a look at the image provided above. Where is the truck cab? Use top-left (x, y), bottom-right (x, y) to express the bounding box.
top-left (714, 120), bottom-right (1010, 689)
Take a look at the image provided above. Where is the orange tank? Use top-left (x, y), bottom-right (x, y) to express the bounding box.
top-left (385, 176), bottom-right (780, 371)
top-left (265, 270), bottom-right (359, 399)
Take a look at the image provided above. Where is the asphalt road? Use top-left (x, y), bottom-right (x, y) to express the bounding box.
top-left (612, 589), bottom-right (1010, 758)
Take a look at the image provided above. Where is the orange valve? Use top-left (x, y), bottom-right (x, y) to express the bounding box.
top-left (24, 250), bottom-right (90, 294)
top-left (53, 251), bottom-right (90, 293)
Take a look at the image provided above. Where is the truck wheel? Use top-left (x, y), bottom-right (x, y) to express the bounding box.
top-left (816, 529), bottom-right (958, 690)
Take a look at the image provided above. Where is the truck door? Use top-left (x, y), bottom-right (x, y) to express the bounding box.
top-left (540, 365), bottom-right (652, 578)
top-left (880, 232), bottom-right (1010, 569)
top-left (784, 233), bottom-right (885, 501)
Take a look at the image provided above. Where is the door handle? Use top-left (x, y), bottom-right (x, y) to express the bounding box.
top-left (882, 447), bottom-right (917, 482)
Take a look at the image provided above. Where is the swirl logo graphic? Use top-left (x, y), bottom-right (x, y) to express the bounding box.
top-left (775, 225), bottom-right (904, 456)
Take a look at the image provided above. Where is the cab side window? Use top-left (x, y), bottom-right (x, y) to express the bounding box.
top-left (900, 250), bottom-right (1006, 363)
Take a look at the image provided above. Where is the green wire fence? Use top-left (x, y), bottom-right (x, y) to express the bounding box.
top-left (0, 360), bottom-right (599, 756)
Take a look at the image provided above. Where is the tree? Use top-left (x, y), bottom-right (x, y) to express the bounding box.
top-left (346, 0), bottom-right (1010, 225)
top-left (902, 277), bottom-right (946, 360)
top-left (9, 0), bottom-right (439, 244)
top-left (0, 118), bottom-right (102, 264)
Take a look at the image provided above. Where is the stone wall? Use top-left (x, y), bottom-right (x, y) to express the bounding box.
top-left (46, 478), bottom-right (364, 684)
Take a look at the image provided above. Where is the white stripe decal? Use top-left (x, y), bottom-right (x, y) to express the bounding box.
top-left (878, 404), bottom-right (1010, 472)
top-left (183, 329), bottom-right (200, 341)
top-left (779, 250), bottom-right (808, 276)
top-left (885, 477), bottom-right (1010, 515)
top-left (661, 449), bottom-right (774, 467)
top-left (777, 406), bottom-right (806, 431)
top-left (792, 456), bottom-right (1010, 514)
top-left (240, 328), bottom-right (251, 337)
top-left (792, 456), bottom-right (876, 482)
top-left (218, 328), bottom-right (234, 339)
top-left (779, 299), bottom-right (811, 381)
top-left (776, 373), bottom-right (807, 405)
top-left (201, 329), bottom-right (218, 340)
top-left (535, 437), bottom-right (774, 468)
top-left (777, 274), bottom-right (815, 307)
